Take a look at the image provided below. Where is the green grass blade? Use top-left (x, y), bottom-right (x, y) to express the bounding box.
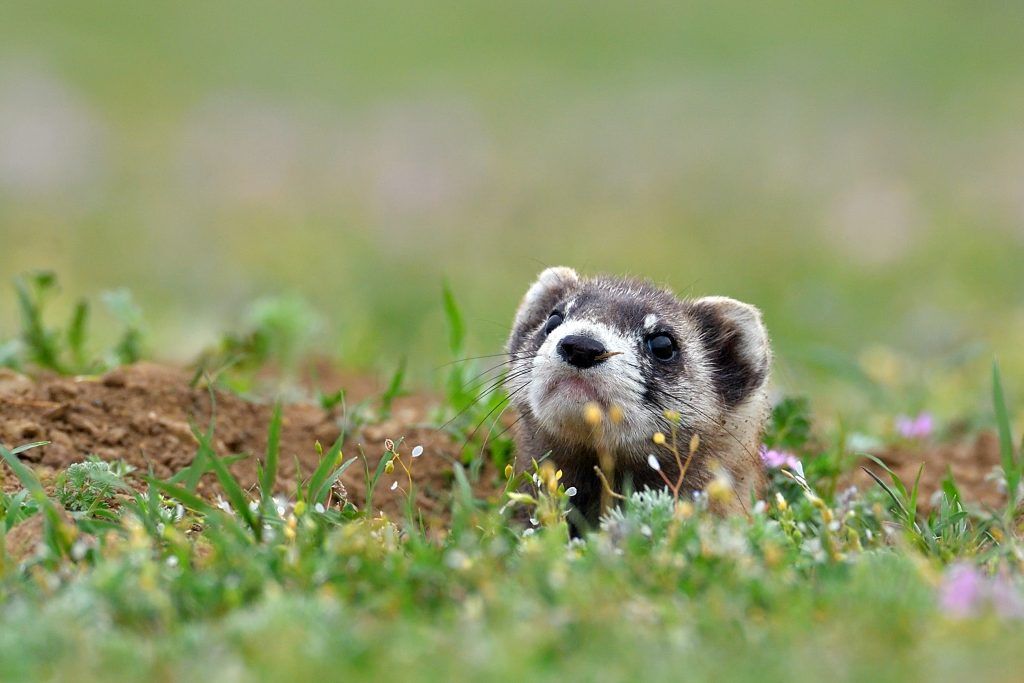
top-left (259, 403), bottom-right (283, 504)
top-left (147, 477), bottom-right (217, 516)
top-left (364, 445), bottom-right (398, 515)
top-left (0, 443), bottom-right (48, 498)
top-left (147, 478), bottom-right (251, 545)
top-left (67, 300), bottom-right (89, 370)
top-left (307, 436), bottom-right (344, 504)
top-left (378, 358), bottom-right (407, 420)
top-left (441, 281), bottom-right (466, 356)
top-left (312, 456), bottom-right (359, 505)
top-left (10, 442), bottom-right (50, 457)
top-left (0, 443), bottom-right (72, 556)
top-left (992, 361), bottom-right (1019, 510)
top-left (861, 455), bottom-right (913, 523)
top-left (203, 451), bottom-right (260, 539)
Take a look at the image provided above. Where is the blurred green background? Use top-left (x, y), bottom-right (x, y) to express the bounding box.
top-left (1, 1), bottom-right (1022, 417)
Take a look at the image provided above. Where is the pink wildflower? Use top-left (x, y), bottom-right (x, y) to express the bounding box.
top-left (896, 412), bottom-right (934, 440)
top-left (939, 564), bottom-right (984, 617)
top-left (939, 563), bottom-right (1024, 619)
top-left (759, 445), bottom-right (802, 472)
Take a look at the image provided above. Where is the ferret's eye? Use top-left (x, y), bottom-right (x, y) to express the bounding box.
top-left (543, 312), bottom-right (564, 336)
top-left (646, 334), bottom-right (677, 362)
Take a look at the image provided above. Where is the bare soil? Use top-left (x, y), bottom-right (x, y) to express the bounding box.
top-left (852, 431), bottom-right (1005, 510)
top-left (0, 363), bottom-right (1006, 520)
top-left (0, 363), bottom-right (501, 527)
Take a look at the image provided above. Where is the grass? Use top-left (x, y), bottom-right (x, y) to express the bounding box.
top-left (1, 279), bottom-right (1024, 681)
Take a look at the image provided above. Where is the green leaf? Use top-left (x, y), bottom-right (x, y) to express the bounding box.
top-left (15, 272), bottom-right (62, 372)
top-left (765, 397), bottom-right (812, 450)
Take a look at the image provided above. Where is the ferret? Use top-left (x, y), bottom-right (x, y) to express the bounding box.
top-left (505, 267), bottom-right (772, 530)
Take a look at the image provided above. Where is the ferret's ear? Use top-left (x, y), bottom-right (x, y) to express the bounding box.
top-left (508, 267), bottom-right (580, 351)
top-left (689, 296), bottom-right (771, 407)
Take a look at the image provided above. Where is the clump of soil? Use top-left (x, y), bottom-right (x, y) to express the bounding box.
top-left (0, 363), bottom-right (501, 524)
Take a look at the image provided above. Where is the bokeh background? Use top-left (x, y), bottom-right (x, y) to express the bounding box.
top-left (1, 1), bottom-right (1022, 419)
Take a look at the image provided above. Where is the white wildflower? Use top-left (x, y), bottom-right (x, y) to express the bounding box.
top-left (647, 454), bottom-right (661, 471)
top-left (411, 445), bottom-right (424, 458)
top-left (565, 486), bottom-right (578, 497)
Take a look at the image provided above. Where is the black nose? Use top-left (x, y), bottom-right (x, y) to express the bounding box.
top-left (557, 335), bottom-right (608, 369)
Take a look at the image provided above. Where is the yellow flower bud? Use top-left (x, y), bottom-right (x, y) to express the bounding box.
top-left (384, 460), bottom-right (395, 475)
top-left (583, 402), bottom-right (603, 426)
top-left (652, 432), bottom-right (666, 446)
top-left (608, 405), bottom-right (624, 424)
top-left (706, 476), bottom-right (734, 505)
top-left (293, 500), bottom-right (307, 517)
top-left (504, 464), bottom-right (514, 479)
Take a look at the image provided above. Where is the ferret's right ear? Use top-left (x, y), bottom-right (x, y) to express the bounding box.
top-left (508, 267), bottom-right (579, 351)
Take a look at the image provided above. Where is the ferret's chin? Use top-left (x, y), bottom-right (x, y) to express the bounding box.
top-left (528, 379), bottom-right (604, 442)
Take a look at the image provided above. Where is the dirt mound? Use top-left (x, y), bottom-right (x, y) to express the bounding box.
top-left (0, 363), bottom-right (500, 524)
top-left (0, 363), bottom-right (1007, 520)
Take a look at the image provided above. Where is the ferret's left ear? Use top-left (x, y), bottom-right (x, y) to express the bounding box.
top-left (689, 296), bottom-right (771, 407)
top-left (507, 266), bottom-right (580, 352)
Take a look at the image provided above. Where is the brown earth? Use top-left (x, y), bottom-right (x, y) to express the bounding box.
top-left (852, 431), bottom-right (1005, 511)
top-left (0, 363), bottom-right (503, 527)
top-left (0, 363), bottom-right (1008, 523)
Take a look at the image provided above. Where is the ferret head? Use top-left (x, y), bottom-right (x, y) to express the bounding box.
top-left (506, 267), bottom-right (772, 459)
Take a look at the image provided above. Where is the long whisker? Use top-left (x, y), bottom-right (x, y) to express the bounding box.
top-left (488, 412), bottom-right (525, 446)
top-left (458, 382), bottom-right (531, 454)
top-left (435, 351), bottom-right (537, 370)
top-left (649, 387), bottom-right (760, 462)
top-left (436, 368), bottom-right (532, 432)
top-left (476, 397), bottom-right (520, 462)
top-left (459, 355), bottom-right (536, 393)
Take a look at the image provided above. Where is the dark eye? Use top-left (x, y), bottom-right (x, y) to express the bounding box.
top-left (646, 334), bottom-right (677, 362)
top-left (543, 312), bottom-right (564, 336)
